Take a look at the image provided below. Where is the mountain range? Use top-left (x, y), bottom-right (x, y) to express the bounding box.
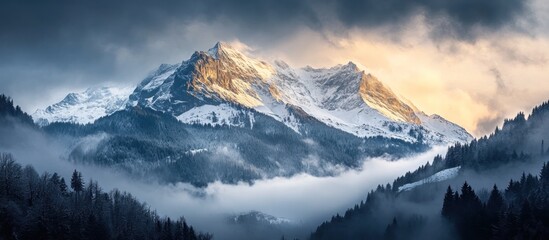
top-left (26, 42), bottom-right (474, 186)
top-left (33, 42), bottom-right (471, 145)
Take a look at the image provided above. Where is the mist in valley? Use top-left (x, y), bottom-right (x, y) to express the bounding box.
top-left (3, 111), bottom-right (549, 240)
top-left (1, 119), bottom-right (452, 239)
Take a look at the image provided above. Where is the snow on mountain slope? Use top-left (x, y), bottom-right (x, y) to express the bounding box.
top-left (33, 87), bottom-right (133, 126)
top-left (359, 74), bottom-right (420, 124)
top-left (176, 104), bottom-right (255, 128)
top-left (125, 41), bottom-right (472, 144)
top-left (398, 166), bottom-right (461, 192)
top-left (269, 62), bottom-right (429, 142)
top-left (417, 113), bottom-right (472, 145)
top-left (34, 41), bottom-right (472, 145)
top-left (139, 63), bottom-right (180, 92)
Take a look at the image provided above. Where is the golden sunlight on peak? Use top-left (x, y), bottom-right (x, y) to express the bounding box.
top-left (261, 28), bottom-right (549, 137)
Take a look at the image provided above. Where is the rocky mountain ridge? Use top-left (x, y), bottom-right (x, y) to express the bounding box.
top-left (33, 42), bottom-right (472, 145)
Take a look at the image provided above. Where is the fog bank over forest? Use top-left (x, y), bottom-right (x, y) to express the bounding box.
top-left (0, 118), bottom-right (451, 238)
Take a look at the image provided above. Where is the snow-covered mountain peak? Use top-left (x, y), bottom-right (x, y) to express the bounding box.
top-left (127, 42), bottom-right (279, 117)
top-left (202, 41), bottom-right (274, 80)
top-left (33, 86), bottom-right (133, 126)
top-left (341, 61), bottom-right (361, 72)
top-left (35, 42), bottom-right (473, 145)
top-left (206, 41), bottom-right (223, 59)
top-left (187, 52), bottom-right (269, 107)
top-left (124, 42), bottom-right (472, 144)
top-left (206, 41), bottom-right (237, 60)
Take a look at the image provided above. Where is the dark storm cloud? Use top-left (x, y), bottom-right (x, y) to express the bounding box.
top-left (0, 0), bottom-right (530, 66)
top-left (0, 0), bottom-right (530, 63)
top-left (0, 0), bottom-right (531, 111)
top-left (0, 0), bottom-right (319, 63)
top-left (333, 0), bottom-right (529, 39)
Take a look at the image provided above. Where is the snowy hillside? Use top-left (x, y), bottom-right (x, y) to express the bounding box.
top-left (398, 166), bottom-right (461, 192)
top-left (32, 87), bottom-right (133, 126)
top-left (233, 211), bottom-right (293, 225)
top-left (176, 104), bottom-right (255, 128)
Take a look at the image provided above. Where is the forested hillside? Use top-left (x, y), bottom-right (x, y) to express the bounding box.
top-left (0, 95), bottom-right (33, 126)
top-left (310, 100), bottom-right (549, 240)
top-left (381, 163), bottom-right (549, 240)
top-left (42, 100), bottom-right (426, 186)
top-left (0, 95), bottom-right (211, 240)
top-left (0, 153), bottom-right (211, 240)
top-left (440, 162), bottom-right (549, 239)
top-left (392, 101), bottom-right (549, 192)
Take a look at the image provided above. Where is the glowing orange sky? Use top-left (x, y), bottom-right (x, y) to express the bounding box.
top-left (249, 25), bottom-right (549, 137)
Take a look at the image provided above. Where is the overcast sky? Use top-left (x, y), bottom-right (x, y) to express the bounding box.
top-left (1, 0), bottom-right (548, 136)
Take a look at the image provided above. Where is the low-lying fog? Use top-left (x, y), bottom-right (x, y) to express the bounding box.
top-left (0, 124), bottom-right (458, 239)
top-left (2, 128), bottom-right (448, 239)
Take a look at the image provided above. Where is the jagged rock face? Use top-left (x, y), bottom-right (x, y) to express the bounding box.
top-left (304, 63), bottom-right (366, 111)
top-left (132, 42), bottom-right (419, 123)
top-left (359, 74), bottom-right (421, 124)
top-left (129, 42), bottom-right (275, 116)
top-left (126, 42), bottom-right (471, 144)
top-left (36, 42), bottom-right (473, 144)
top-left (184, 45), bottom-right (272, 108)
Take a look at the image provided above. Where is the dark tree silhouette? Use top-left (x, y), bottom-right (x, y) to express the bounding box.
top-left (441, 186), bottom-right (455, 218)
top-left (70, 170), bottom-right (83, 192)
top-left (486, 185), bottom-right (504, 215)
top-left (0, 153), bottom-right (212, 240)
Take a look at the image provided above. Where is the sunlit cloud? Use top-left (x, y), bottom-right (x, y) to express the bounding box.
top-left (255, 20), bottom-right (549, 137)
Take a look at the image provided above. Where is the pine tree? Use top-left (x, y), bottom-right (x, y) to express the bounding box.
top-left (71, 170), bottom-right (84, 206)
top-left (453, 182), bottom-right (485, 239)
top-left (59, 177), bottom-right (68, 194)
top-left (486, 184), bottom-right (505, 232)
top-left (189, 227), bottom-right (197, 240)
top-left (487, 185), bottom-right (504, 214)
top-left (460, 182), bottom-right (479, 207)
top-left (384, 217), bottom-right (398, 240)
top-left (540, 163), bottom-right (549, 189)
top-left (519, 200), bottom-right (535, 238)
top-left (183, 221), bottom-right (190, 240)
top-left (162, 217), bottom-right (173, 240)
top-left (442, 186), bottom-right (455, 218)
top-left (71, 170), bottom-right (84, 192)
